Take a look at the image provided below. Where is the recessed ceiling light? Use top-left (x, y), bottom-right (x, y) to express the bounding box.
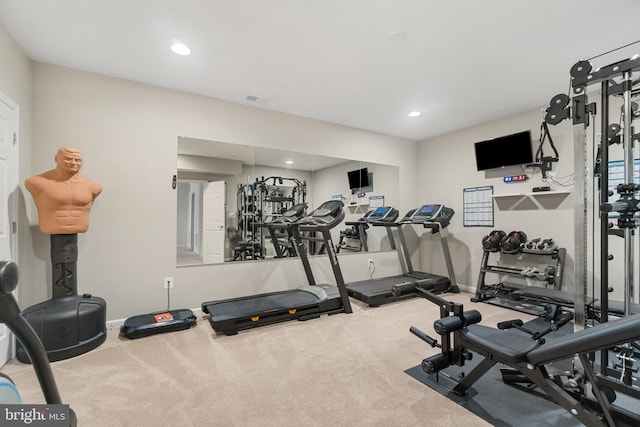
top-left (408, 111), bottom-right (421, 118)
top-left (286, 160), bottom-right (294, 165)
top-left (170, 43), bottom-right (191, 56)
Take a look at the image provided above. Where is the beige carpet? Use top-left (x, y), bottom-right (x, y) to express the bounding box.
top-left (0, 292), bottom-right (533, 427)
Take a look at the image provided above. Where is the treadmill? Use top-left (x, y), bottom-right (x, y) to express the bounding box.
top-left (337, 206), bottom-right (399, 253)
top-left (346, 204), bottom-right (459, 307)
top-left (201, 200), bottom-right (352, 335)
top-left (262, 203), bottom-right (307, 258)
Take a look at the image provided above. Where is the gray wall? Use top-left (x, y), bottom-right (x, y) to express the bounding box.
top-left (5, 20), bottom-right (626, 320)
top-left (418, 110), bottom-right (575, 293)
top-left (25, 62), bottom-right (419, 320)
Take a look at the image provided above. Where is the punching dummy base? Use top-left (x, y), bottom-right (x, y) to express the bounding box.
top-left (16, 294), bottom-right (107, 363)
top-left (16, 235), bottom-right (107, 363)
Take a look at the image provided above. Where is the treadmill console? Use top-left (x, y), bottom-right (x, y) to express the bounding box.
top-left (297, 200), bottom-right (345, 228)
top-left (405, 204), bottom-right (455, 233)
top-left (272, 203), bottom-right (307, 223)
top-left (365, 206), bottom-right (399, 223)
top-left (410, 204), bottom-right (443, 221)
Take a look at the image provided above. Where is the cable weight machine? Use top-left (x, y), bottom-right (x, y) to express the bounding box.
top-left (545, 53), bottom-right (640, 409)
top-left (237, 176), bottom-right (307, 259)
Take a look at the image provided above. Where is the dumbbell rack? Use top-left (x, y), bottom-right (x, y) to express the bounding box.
top-left (472, 245), bottom-right (567, 317)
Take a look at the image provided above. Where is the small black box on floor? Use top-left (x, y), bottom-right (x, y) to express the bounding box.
top-left (120, 309), bottom-right (197, 339)
top-left (16, 294), bottom-right (107, 363)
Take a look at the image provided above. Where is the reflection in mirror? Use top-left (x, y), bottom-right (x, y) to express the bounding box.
top-left (176, 137), bottom-right (399, 266)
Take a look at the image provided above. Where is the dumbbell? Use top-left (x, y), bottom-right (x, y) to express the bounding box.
top-left (537, 238), bottom-right (556, 251)
top-left (481, 230), bottom-right (506, 252)
top-left (501, 231), bottom-right (527, 253)
top-left (525, 238), bottom-right (541, 250)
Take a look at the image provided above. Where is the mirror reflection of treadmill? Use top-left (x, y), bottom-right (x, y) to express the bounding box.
top-left (201, 200), bottom-right (352, 335)
top-left (338, 206), bottom-right (399, 253)
top-left (346, 204), bottom-right (459, 307)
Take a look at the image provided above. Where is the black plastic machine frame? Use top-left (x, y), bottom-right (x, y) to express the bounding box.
top-left (346, 204), bottom-right (459, 307)
top-left (201, 200), bottom-right (353, 335)
top-left (409, 289), bottom-right (640, 427)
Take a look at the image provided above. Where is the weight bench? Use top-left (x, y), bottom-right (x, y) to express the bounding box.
top-left (410, 289), bottom-right (640, 427)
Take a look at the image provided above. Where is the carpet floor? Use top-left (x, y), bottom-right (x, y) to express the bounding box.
top-left (1, 292), bottom-right (535, 426)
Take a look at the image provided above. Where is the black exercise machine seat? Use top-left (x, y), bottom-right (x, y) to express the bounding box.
top-left (527, 313), bottom-right (640, 365)
top-left (462, 313), bottom-right (640, 366)
top-left (410, 288), bottom-right (640, 426)
top-left (460, 325), bottom-right (539, 364)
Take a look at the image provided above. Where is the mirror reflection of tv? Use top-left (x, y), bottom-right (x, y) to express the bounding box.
top-left (474, 130), bottom-right (533, 171)
top-left (348, 168), bottom-right (370, 189)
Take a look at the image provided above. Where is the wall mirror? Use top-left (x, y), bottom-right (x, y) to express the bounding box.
top-left (176, 136), bottom-right (400, 266)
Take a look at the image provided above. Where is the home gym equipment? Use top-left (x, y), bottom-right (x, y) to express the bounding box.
top-left (407, 289), bottom-right (640, 426)
top-left (0, 261), bottom-right (77, 426)
top-left (532, 121), bottom-right (560, 179)
top-left (201, 200), bottom-right (352, 335)
top-left (481, 230), bottom-right (506, 252)
top-left (120, 309), bottom-right (197, 339)
top-left (235, 176), bottom-right (307, 260)
top-left (473, 231), bottom-right (567, 318)
top-left (500, 230), bottom-right (527, 254)
top-left (337, 206), bottom-right (399, 253)
top-left (16, 234), bottom-right (106, 363)
top-left (543, 53), bottom-right (640, 408)
top-left (346, 204), bottom-right (458, 307)
top-left (262, 203), bottom-right (307, 258)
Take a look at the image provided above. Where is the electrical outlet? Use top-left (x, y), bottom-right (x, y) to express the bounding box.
top-left (164, 277), bottom-right (174, 289)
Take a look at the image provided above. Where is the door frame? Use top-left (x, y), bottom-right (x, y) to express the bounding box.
top-left (0, 90), bottom-right (19, 367)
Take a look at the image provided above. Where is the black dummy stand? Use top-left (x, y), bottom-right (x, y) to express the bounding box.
top-left (51, 234), bottom-right (78, 298)
top-left (16, 234), bottom-right (107, 363)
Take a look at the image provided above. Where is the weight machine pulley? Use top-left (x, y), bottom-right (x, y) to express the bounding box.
top-left (544, 53), bottom-right (640, 410)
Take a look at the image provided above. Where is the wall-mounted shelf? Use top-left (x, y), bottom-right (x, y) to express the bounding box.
top-left (492, 190), bottom-right (571, 210)
top-left (492, 190), bottom-right (571, 198)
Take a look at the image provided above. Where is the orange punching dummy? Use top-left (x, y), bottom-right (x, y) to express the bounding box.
top-left (25, 147), bottom-right (102, 234)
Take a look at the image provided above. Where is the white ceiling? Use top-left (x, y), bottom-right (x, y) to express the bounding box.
top-left (2, 0), bottom-right (640, 141)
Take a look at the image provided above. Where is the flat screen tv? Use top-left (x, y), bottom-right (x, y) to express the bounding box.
top-left (347, 168), bottom-right (370, 189)
top-left (474, 130), bottom-right (533, 171)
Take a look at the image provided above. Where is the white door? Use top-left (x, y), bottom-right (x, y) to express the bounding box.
top-left (202, 181), bottom-right (225, 264)
top-left (0, 92), bottom-right (19, 367)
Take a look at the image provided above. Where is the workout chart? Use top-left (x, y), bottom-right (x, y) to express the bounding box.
top-left (463, 186), bottom-right (494, 227)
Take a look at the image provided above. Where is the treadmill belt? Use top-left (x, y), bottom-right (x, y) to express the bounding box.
top-left (347, 275), bottom-right (414, 295)
top-left (205, 290), bottom-right (319, 321)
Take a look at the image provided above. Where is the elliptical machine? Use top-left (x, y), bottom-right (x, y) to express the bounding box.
top-left (0, 260), bottom-right (76, 426)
